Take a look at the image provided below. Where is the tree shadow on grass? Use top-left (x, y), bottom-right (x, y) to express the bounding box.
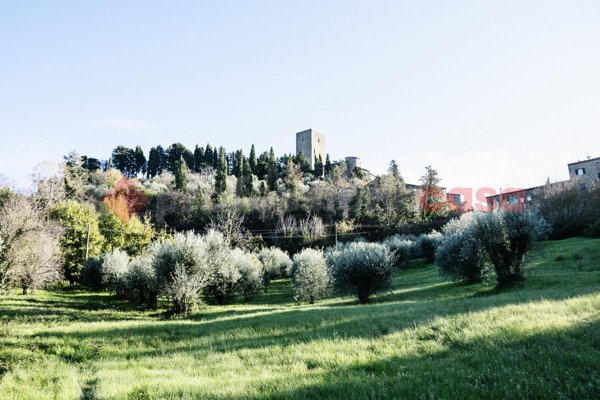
top-left (95, 319), bottom-right (600, 400)
top-left (27, 280), bottom-right (600, 365)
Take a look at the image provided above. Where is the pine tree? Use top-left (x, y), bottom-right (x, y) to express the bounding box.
top-left (267, 147), bottom-right (278, 191)
top-left (215, 147), bottom-right (228, 194)
top-left (249, 144), bottom-right (257, 174)
top-left (111, 146), bottom-right (137, 177)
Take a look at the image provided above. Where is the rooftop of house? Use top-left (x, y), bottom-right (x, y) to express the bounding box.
top-left (568, 156), bottom-right (600, 166)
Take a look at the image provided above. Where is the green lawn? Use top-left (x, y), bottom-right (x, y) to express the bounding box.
top-left (1, 238), bottom-right (599, 399)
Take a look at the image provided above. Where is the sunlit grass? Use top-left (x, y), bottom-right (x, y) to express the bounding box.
top-left (1, 238), bottom-right (599, 399)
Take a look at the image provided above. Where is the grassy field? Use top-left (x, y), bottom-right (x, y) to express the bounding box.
top-left (1, 238), bottom-right (599, 400)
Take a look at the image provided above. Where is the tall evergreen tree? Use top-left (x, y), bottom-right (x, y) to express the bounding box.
top-left (419, 165), bottom-right (447, 221)
top-left (256, 151), bottom-right (269, 180)
top-left (295, 152), bottom-right (311, 173)
top-left (174, 156), bottom-right (188, 190)
top-left (111, 146), bottom-right (137, 177)
top-left (147, 147), bottom-right (160, 177)
top-left (134, 145), bottom-right (147, 176)
top-left (243, 157), bottom-right (253, 196)
top-left (267, 147), bottom-right (278, 191)
top-left (388, 160), bottom-right (400, 179)
top-left (233, 150), bottom-right (244, 178)
top-left (249, 144), bottom-right (257, 174)
top-left (212, 148), bottom-right (219, 169)
top-left (205, 144), bottom-right (213, 168)
top-left (314, 154), bottom-right (324, 179)
top-left (165, 143), bottom-right (193, 173)
top-left (193, 145), bottom-right (205, 172)
top-left (215, 147), bottom-right (228, 194)
top-left (156, 145), bottom-right (165, 175)
top-left (324, 153), bottom-right (333, 178)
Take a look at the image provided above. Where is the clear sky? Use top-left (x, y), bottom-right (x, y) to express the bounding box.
top-left (1, 0), bottom-right (599, 196)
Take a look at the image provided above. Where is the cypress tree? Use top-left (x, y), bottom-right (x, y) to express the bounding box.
top-left (249, 144), bottom-right (257, 174)
top-left (156, 145), bottom-right (165, 175)
top-left (267, 147), bottom-right (278, 191)
top-left (205, 144), bottom-right (213, 168)
top-left (325, 153), bottom-right (333, 178)
top-left (147, 147), bottom-right (160, 178)
top-left (314, 154), bottom-right (324, 179)
top-left (215, 147), bottom-right (228, 194)
top-left (213, 148), bottom-right (219, 169)
top-left (243, 157), bottom-right (253, 196)
top-left (233, 150), bottom-right (244, 178)
top-left (193, 145), bottom-right (205, 172)
top-left (134, 145), bottom-right (147, 176)
top-left (174, 156), bottom-right (188, 190)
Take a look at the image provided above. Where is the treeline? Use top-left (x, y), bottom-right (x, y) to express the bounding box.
top-left (72, 142), bottom-right (454, 237)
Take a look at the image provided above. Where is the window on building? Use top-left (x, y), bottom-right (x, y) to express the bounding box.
top-left (576, 168), bottom-right (586, 176)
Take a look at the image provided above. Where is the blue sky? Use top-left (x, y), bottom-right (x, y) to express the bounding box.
top-left (1, 0), bottom-right (599, 195)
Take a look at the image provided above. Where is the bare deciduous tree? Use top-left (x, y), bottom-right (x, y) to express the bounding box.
top-left (0, 197), bottom-right (63, 294)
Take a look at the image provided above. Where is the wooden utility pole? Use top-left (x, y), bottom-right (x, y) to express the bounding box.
top-left (85, 224), bottom-right (91, 261)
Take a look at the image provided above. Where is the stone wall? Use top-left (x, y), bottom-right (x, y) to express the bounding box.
top-left (568, 157), bottom-right (600, 180)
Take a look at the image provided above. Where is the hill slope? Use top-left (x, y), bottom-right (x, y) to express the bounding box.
top-left (1, 238), bottom-right (599, 399)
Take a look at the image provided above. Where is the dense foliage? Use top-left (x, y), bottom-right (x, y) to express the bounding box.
top-left (436, 215), bottom-right (487, 283)
top-left (291, 248), bottom-right (331, 304)
top-left (327, 242), bottom-right (396, 303)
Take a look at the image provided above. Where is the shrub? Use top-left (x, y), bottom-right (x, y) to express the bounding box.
top-left (436, 216), bottom-right (487, 283)
top-left (536, 180), bottom-right (600, 239)
top-left (291, 248), bottom-right (331, 304)
top-left (80, 249), bottom-right (130, 294)
top-left (201, 230), bottom-right (239, 305)
top-left (119, 255), bottom-right (159, 307)
top-left (257, 247), bottom-right (292, 284)
top-left (417, 231), bottom-right (443, 263)
top-left (101, 249), bottom-right (130, 295)
top-left (232, 249), bottom-right (264, 302)
top-left (80, 256), bottom-right (104, 290)
top-left (151, 231), bottom-right (211, 313)
top-left (383, 235), bottom-right (418, 267)
top-left (328, 242), bottom-right (395, 303)
top-left (472, 209), bottom-right (550, 287)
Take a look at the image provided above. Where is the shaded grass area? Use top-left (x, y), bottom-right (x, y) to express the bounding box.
top-left (1, 238), bottom-right (599, 399)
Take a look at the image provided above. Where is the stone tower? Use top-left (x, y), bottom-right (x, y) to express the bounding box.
top-left (296, 129), bottom-right (326, 169)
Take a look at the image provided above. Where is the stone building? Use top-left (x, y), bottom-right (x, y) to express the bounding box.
top-left (568, 157), bottom-right (600, 180)
top-left (486, 155), bottom-right (600, 211)
top-left (345, 156), bottom-right (361, 175)
top-left (296, 129), bottom-right (326, 169)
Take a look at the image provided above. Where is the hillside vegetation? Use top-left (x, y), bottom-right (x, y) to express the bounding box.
top-left (1, 237), bottom-right (599, 400)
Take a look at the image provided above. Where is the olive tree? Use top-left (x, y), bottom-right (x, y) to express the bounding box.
top-left (328, 242), bottom-right (395, 303)
top-left (291, 248), bottom-right (331, 304)
top-left (232, 249), bottom-right (264, 302)
top-left (471, 210), bottom-right (550, 287)
top-left (436, 215), bottom-right (487, 283)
